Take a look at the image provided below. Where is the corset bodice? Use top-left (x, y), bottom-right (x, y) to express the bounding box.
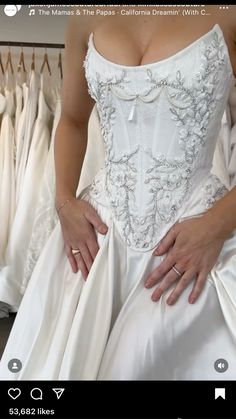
top-left (83, 24), bottom-right (234, 251)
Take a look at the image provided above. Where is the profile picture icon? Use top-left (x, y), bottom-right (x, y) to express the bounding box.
top-left (8, 358), bottom-right (22, 372)
top-left (4, 5), bottom-right (21, 17)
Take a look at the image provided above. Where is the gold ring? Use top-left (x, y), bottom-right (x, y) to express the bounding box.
top-left (71, 249), bottom-right (81, 256)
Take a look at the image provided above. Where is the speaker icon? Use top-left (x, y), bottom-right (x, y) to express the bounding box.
top-left (214, 358), bottom-right (229, 373)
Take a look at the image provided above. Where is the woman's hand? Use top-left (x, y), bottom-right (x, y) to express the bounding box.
top-left (144, 215), bottom-right (226, 305)
top-left (58, 197), bottom-right (108, 280)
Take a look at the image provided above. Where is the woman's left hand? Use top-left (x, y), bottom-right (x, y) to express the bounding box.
top-left (144, 215), bottom-right (226, 305)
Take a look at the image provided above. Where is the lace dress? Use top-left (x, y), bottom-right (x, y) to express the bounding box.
top-left (0, 23), bottom-right (236, 380)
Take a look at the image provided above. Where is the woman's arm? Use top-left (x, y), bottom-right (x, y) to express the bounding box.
top-left (203, 186), bottom-right (236, 240)
top-left (144, 186), bottom-right (236, 305)
top-left (144, 188), bottom-right (235, 305)
top-left (144, 14), bottom-right (236, 305)
top-left (55, 15), bottom-right (94, 206)
top-left (54, 15), bottom-right (108, 279)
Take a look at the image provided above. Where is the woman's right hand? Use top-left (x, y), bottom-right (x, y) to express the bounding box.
top-left (58, 197), bottom-right (108, 280)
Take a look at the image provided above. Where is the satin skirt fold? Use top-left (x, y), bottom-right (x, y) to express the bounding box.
top-left (0, 190), bottom-right (236, 380)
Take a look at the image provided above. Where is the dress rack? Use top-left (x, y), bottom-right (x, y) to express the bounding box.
top-left (0, 42), bottom-right (64, 76)
top-left (0, 42), bottom-right (65, 49)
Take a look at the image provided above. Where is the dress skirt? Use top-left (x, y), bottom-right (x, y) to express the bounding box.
top-left (0, 183), bottom-right (236, 381)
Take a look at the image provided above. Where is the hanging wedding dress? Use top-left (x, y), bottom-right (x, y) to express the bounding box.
top-left (0, 92), bottom-right (6, 185)
top-left (1, 24), bottom-right (236, 380)
top-left (13, 70), bottom-right (26, 206)
top-left (0, 80), bottom-right (14, 318)
top-left (15, 70), bottom-right (39, 205)
top-left (0, 88), bottom-right (7, 318)
top-left (15, 82), bottom-right (29, 188)
top-left (0, 74), bottom-right (51, 309)
top-left (0, 81), bottom-right (15, 266)
top-left (212, 80), bottom-right (236, 189)
top-left (14, 83), bottom-right (23, 157)
top-left (0, 91), bottom-right (6, 115)
top-left (23, 78), bottom-right (61, 290)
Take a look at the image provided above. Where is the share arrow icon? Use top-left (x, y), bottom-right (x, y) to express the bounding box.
top-left (52, 388), bottom-right (65, 399)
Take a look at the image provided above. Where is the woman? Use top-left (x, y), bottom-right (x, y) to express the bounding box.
top-left (1, 4), bottom-right (236, 379)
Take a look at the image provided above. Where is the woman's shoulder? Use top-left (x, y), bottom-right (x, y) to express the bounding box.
top-left (70, 6), bottom-right (109, 46)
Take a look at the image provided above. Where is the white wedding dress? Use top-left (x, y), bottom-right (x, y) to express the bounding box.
top-left (0, 87), bottom-right (15, 265)
top-left (0, 76), bottom-right (51, 309)
top-left (1, 23), bottom-right (236, 380)
top-left (212, 81), bottom-right (236, 189)
top-left (14, 83), bottom-right (23, 146)
top-left (15, 82), bottom-right (29, 182)
top-left (15, 70), bottom-right (39, 206)
top-left (23, 86), bottom-right (60, 290)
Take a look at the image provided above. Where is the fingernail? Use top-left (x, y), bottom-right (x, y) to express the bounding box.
top-left (167, 298), bottom-right (174, 305)
top-left (145, 281), bottom-right (151, 288)
top-left (189, 297), bottom-right (194, 304)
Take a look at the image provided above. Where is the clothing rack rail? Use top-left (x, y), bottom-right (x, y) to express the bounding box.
top-left (0, 41), bottom-right (65, 49)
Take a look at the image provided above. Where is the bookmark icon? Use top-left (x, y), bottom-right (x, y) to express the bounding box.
top-left (215, 388), bottom-right (226, 400)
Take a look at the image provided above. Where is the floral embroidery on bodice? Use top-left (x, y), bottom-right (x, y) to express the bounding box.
top-left (83, 24), bottom-right (234, 251)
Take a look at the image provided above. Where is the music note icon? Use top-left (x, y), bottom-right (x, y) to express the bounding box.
top-left (29, 9), bottom-right (35, 16)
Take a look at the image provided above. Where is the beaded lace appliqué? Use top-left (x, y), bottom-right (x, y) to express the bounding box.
top-left (202, 174), bottom-right (228, 209)
top-left (83, 31), bottom-right (228, 249)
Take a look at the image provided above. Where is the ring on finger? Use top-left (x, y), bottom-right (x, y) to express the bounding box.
top-left (171, 265), bottom-right (183, 277)
top-left (71, 248), bottom-right (81, 256)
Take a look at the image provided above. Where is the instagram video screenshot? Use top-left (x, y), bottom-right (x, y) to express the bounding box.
top-left (0, 3), bottom-right (236, 419)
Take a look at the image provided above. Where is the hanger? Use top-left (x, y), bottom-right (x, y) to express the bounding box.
top-left (58, 49), bottom-right (63, 79)
top-left (0, 52), bottom-right (4, 75)
top-left (40, 46), bottom-right (51, 75)
top-left (31, 45), bottom-right (35, 71)
top-left (17, 46), bottom-right (27, 73)
top-left (5, 45), bottom-right (14, 74)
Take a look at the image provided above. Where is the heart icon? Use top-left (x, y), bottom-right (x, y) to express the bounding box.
top-left (8, 388), bottom-right (21, 400)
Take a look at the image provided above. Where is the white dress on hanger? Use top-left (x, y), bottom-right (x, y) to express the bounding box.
top-left (0, 92), bottom-right (6, 115)
top-left (1, 24), bottom-right (236, 380)
top-left (14, 83), bottom-right (23, 149)
top-left (0, 92), bottom-right (6, 183)
top-left (0, 85), bottom-right (15, 318)
top-left (0, 76), bottom-right (51, 309)
top-left (23, 82), bottom-right (60, 290)
top-left (0, 88), bottom-right (15, 266)
top-left (15, 70), bottom-right (39, 205)
top-left (212, 79), bottom-right (236, 189)
top-left (15, 83), bottom-right (29, 186)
